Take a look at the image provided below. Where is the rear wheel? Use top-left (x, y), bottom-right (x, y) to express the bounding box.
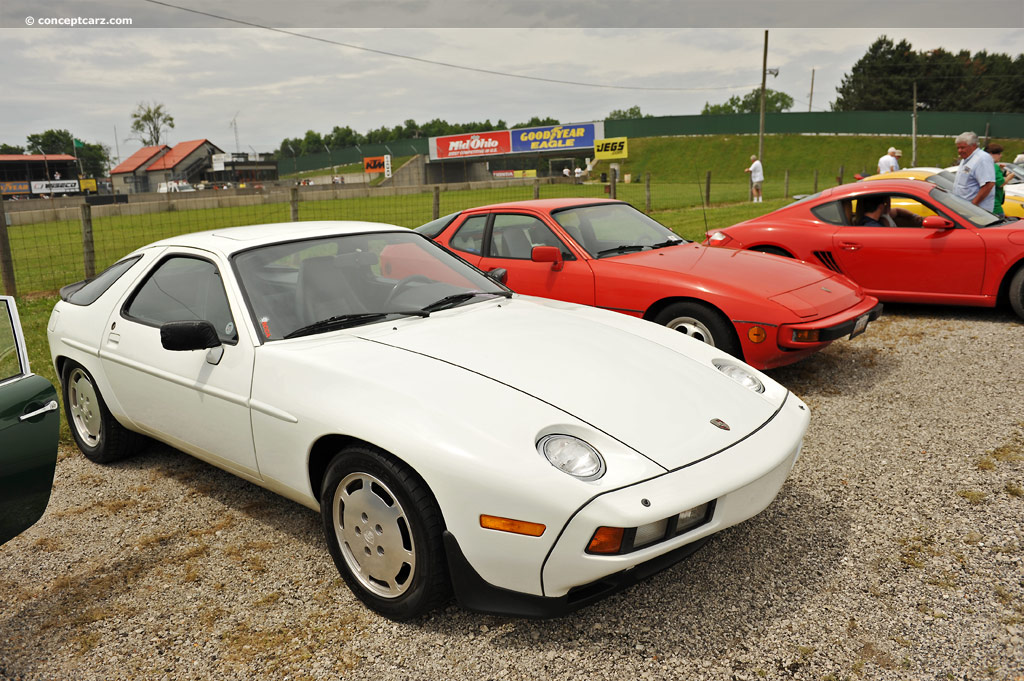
top-left (320, 446), bottom-right (450, 620)
top-left (1009, 267), bottom-right (1024, 320)
top-left (62, 362), bottom-right (140, 464)
top-left (653, 302), bottom-right (740, 358)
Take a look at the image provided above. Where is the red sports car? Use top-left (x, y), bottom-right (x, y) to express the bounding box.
top-left (414, 198), bottom-right (881, 370)
top-left (704, 179), bottom-right (1024, 319)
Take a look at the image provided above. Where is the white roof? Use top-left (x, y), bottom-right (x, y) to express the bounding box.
top-left (145, 220), bottom-right (409, 256)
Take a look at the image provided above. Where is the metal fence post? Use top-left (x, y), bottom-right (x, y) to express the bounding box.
top-left (80, 203), bottom-right (95, 279)
top-left (814, 170), bottom-right (819, 193)
top-left (290, 187), bottom-right (300, 222)
top-left (705, 171), bottom-right (712, 205)
top-left (533, 179), bottom-right (540, 200)
top-left (784, 169), bottom-right (790, 198)
top-left (837, 165), bottom-right (844, 185)
top-left (0, 200), bottom-right (16, 297)
top-left (645, 173), bottom-right (651, 213)
top-left (610, 169), bottom-right (617, 200)
top-left (432, 185), bottom-right (440, 220)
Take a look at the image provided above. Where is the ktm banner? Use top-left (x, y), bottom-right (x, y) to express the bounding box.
top-left (594, 137), bottom-right (628, 160)
top-left (363, 155), bottom-right (392, 177)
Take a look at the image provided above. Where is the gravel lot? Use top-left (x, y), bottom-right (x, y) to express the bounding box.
top-left (1, 305), bottom-right (1022, 681)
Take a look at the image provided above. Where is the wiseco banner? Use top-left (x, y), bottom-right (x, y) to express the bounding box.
top-left (430, 131), bottom-right (511, 160)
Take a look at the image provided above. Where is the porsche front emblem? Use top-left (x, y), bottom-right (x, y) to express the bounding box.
top-left (710, 418), bottom-right (730, 431)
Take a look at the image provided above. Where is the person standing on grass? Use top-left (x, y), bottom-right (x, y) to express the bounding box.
top-left (877, 147), bottom-right (899, 174)
top-left (952, 131), bottom-right (995, 212)
top-left (745, 155), bottom-right (764, 203)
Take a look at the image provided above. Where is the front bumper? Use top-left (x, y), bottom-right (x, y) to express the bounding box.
top-left (446, 391), bottom-right (809, 617)
top-left (778, 298), bottom-right (883, 348)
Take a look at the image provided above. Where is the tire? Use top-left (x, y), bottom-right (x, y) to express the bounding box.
top-left (1009, 267), bottom-right (1024, 320)
top-left (750, 246), bottom-right (793, 258)
top-left (653, 301), bottom-right (741, 358)
top-left (61, 362), bottom-right (140, 464)
top-left (320, 446), bottom-right (450, 620)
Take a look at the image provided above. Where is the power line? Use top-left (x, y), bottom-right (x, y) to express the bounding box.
top-left (141, 0), bottom-right (757, 93)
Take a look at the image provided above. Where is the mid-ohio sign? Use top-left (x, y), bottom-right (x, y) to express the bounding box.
top-left (429, 122), bottom-right (604, 161)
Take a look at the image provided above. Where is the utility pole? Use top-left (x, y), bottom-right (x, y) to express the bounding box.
top-left (808, 68), bottom-right (815, 112)
top-left (758, 30), bottom-right (768, 164)
top-left (912, 81), bottom-right (918, 167)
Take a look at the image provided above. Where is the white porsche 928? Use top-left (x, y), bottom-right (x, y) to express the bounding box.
top-left (47, 221), bottom-right (809, 620)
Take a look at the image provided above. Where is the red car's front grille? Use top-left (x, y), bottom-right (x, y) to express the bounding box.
top-left (813, 250), bottom-right (843, 273)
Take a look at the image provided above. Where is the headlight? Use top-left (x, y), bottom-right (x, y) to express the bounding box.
top-left (712, 359), bottom-right (765, 393)
top-left (537, 434), bottom-right (605, 480)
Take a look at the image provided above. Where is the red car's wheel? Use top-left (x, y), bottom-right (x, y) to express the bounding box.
top-left (654, 302), bottom-right (740, 358)
top-left (1009, 267), bottom-right (1024, 320)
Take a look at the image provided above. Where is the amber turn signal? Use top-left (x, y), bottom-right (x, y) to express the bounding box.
top-left (747, 326), bottom-right (767, 343)
top-left (791, 329), bottom-right (821, 343)
top-left (587, 526), bottom-right (625, 554)
top-left (479, 515), bottom-right (546, 537)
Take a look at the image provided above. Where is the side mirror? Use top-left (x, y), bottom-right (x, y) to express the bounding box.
top-left (531, 245), bottom-right (564, 271)
top-left (160, 320), bottom-right (224, 365)
top-left (922, 215), bottom-right (955, 230)
top-left (485, 268), bottom-right (508, 285)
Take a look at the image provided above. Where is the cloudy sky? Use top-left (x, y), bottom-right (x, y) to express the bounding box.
top-left (1, 0), bottom-right (1022, 163)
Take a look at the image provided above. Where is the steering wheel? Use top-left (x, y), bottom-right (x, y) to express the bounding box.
top-left (384, 275), bottom-right (434, 308)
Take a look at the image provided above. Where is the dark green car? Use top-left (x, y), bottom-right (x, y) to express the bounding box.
top-left (0, 296), bottom-right (60, 545)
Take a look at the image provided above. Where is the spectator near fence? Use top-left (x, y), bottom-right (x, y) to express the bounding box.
top-left (745, 155), bottom-right (764, 203)
top-left (877, 147), bottom-right (899, 174)
top-left (953, 131), bottom-right (995, 212)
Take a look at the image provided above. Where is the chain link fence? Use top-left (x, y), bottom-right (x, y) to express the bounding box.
top-left (0, 170), bottom-right (829, 297)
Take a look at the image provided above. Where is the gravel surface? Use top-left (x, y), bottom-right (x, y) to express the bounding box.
top-left (2, 305), bottom-right (1022, 681)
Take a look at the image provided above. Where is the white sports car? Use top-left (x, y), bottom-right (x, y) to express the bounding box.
top-left (47, 221), bottom-right (810, 620)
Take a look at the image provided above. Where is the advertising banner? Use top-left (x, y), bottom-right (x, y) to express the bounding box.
top-left (363, 155), bottom-right (392, 177)
top-left (510, 123), bottom-right (599, 153)
top-left (0, 181), bottom-right (30, 195)
top-left (594, 137), bottom-right (628, 160)
top-left (31, 180), bottom-right (80, 194)
top-left (430, 131), bottom-right (511, 160)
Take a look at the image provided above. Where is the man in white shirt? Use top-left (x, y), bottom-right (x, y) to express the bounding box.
top-left (877, 147), bottom-right (899, 174)
top-left (952, 131), bottom-right (995, 212)
top-left (745, 155), bottom-right (764, 202)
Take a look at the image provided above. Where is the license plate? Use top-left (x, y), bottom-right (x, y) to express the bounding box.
top-left (850, 313), bottom-right (869, 339)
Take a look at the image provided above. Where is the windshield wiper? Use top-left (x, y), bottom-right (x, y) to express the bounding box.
top-left (596, 244), bottom-right (647, 257)
top-left (651, 238), bottom-right (686, 249)
top-left (420, 290), bottom-right (512, 313)
top-left (284, 310), bottom-right (428, 339)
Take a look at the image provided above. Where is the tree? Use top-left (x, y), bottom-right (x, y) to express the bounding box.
top-left (607, 106), bottom-right (651, 120)
top-left (832, 37), bottom-right (920, 111)
top-left (24, 129), bottom-right (110, 176)
top-left (513, 116), bottom-right (560, 128)
top-left (130, 101), bottom-right (175, 146)
top-left (701, 89), bottom-right (794, 115)
top-left (0, 143), bottom-right (25, 154)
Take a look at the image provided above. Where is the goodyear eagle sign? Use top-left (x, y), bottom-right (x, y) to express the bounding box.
top-left (510, 123), bottom-right (600, 153)
top-left (594, 137), bottom-right (628, 160)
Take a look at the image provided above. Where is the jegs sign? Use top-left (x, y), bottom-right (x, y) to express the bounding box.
top-left (363, 155), bottom-right (392, 177)
top-left (594, 137), bottom-right (628, 160)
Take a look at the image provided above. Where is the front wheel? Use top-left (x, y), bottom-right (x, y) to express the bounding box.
top-left (320, 446), bottom-right (450, 620)
top-left (62, 362), bottom-right (140, 464)
top-left (653, 302), bottom-right (741, 359)
top-left (1009, 267), bottom-right (1024, 320)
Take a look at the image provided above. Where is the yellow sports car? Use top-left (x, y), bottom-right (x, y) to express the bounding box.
top-left (858, 168), bottom-right (1024, 218)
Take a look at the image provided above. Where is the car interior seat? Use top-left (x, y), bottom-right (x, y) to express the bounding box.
top-left (296, 255), bottom-right (369, 325)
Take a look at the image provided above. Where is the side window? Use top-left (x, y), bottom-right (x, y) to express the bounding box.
top-left (490, 215), bottom-right (570, 259)
top-left (67, 256), bottom-right (142, 306)
top-left (0, 298), bottom-right (27, 384)
top-left (810, 201), bottom-right (847, 225)
top-left (450, 216), bottom-right (487, 255)
top-left (125, 256), bottom-right (238, 343)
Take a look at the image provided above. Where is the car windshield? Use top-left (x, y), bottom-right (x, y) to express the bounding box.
top-left (928, 187), bottom-right (1004, 228)
top-left (550, 203), bottom-right (685, 258)
top-left (924, 173), bottom-right (955, 191)
top-left (233, 230), bottom-right (509, 340)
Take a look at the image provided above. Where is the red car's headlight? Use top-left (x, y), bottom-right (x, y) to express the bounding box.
top-left (707, 231), bottom-right (733, 247)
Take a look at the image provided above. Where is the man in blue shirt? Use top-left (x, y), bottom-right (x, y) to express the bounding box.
top-left (953, 131), bottom-right (995, 212)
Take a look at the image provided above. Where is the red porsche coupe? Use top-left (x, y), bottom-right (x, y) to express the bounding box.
top-left (705, 179), bottom-right (1024, 319)
top-left (414, 198), bottom-right (881, 370)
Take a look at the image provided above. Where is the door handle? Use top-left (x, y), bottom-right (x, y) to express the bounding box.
top-left (839, 242), bottom-right (862, 251)
top-left (20, 400), bottom-right (59, 422)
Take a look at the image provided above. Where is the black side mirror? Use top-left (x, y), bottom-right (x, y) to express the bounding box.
top-left (160, 320), bottom-right (221, 351)
top-left (486, 268), bottom-right (508, 285)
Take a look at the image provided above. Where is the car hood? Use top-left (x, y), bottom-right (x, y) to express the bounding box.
top-left (336, 297), bottom-right (786, 471)
top-left (606, 243), bottom-right (834, 295)
top-left (606, 244), bottom-right (863, 317)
